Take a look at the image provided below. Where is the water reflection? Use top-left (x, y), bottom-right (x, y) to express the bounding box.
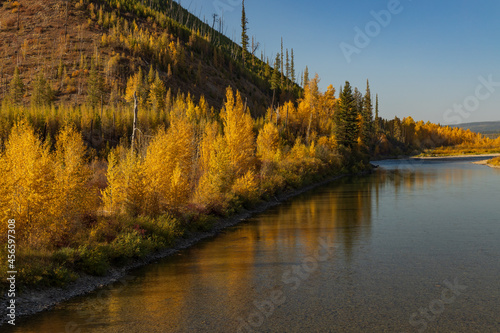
top-left (6, 159), bottom-right (500, 332)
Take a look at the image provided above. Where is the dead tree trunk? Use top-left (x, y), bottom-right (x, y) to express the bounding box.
top-left (131, 92), bottom-right (139, 153)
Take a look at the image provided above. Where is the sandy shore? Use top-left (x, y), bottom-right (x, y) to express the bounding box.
top-left (411, 153), bottom-right (500, 162)
top-left (0, 170), bottom-right (368, 327)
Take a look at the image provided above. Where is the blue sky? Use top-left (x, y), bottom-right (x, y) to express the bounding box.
top-left (179, 0), bottom-right (500, 124)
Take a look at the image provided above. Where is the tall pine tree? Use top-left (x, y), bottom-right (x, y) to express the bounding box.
top-left (360, 79), bottom-right (373, 147)
top-left (7, 67), bottom-right (24, 106)
top-left (241, 0), bottom-right (249, 66)
top-left (335, 81), bottom-right (358, 148)
top-left (303, 66), bottom-right (309, 87)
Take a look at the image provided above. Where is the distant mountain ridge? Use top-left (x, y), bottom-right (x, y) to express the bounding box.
top-left (450, 121), bottom-right (500, 136)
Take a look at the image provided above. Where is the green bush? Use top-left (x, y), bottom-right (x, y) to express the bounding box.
top-left (77, 245), bottom-right (110, 276)
top-left (133, 214), bottom-right (184, 244)
top-left (52, 247), bottom-right (79, 267)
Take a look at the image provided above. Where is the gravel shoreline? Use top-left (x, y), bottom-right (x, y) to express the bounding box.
top-left (0, 171), bottom-right (362, 327)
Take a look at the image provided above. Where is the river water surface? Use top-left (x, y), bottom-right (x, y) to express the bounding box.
top-left (6, 158), bottom-right (500, 332)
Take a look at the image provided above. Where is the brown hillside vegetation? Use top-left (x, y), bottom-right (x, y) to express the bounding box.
top-left (0, 0), bottom-right (274, 113)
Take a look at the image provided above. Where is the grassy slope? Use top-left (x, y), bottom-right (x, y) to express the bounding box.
top-left (0, 0), bottom-right (284, 115)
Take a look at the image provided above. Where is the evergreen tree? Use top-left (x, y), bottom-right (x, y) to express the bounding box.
top-left (280, 38), bottom-right (284, 74)
top-left (290, 48), bottom-right (296, 84)
top-left (360, 80), bottom-right (373, 147)
top-left (147, 64), bottom-right (155, 85)
top-left (7, 67), bottom-right (24, 106)
top-left (31, 72), bottom-right (54, 107)
top-left (241, 0), bottom-right (249, 65)
top-left (375, 94), bottom-right (380, 133)
top-left (149, 72), bottom-right (166, 112)
top-left (353, 87), bottom-right (363, 115)
top-left (303, 66), bottom-right (309, 87)
top-left (270, 53), bottom-right (280, 92)
top-left (285, 49), bottom-right (290, 88)
top-left (335, 81), bottom-right (358, 148)
top-left (87, 58), bottom-right (104, 109)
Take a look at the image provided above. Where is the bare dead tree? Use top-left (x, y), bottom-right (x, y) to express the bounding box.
top-left (131, 92), bottom-right (139, 153)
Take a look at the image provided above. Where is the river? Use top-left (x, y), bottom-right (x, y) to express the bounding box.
top-left (6, 158), bottom-right (500, 332)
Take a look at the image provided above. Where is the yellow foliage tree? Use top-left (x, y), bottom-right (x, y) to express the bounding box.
top-left (195, 121), bottom-right (232, 206)
top-left (0, 121), bottom-right (55, 247)
top-left (257, 122), bottom-right (280, 162)
top-left (222, 87), bottom-right (255, 176)
top-left (143, 114), bottom-right (194, 211)
top-left (53, 125), bottom-right (94, 238)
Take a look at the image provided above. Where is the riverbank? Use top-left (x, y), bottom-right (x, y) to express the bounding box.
top-left (472, 157), bottom-right (500, 169)
top-left (412, 153), bottom-right (500, 162)
top-left (0, 170), bottom-right (370, 326)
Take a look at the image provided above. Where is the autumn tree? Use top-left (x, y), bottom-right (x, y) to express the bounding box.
top-left (143, 114), bottom-right (195, 212)
top-left (222, 87), bottom-right (255, 176)
top-left (257, 122), bottom-right (280, 162)
top-left (0, 121), bottom-right (55, 247)
top-left (125, 68), bottom-right (148, 106)
top-left (195, 121), bottom-right (232, 207)
top-left (149, 72), bottom-right (166, 112)
top-left (53, 125), bottom-right (94, 239)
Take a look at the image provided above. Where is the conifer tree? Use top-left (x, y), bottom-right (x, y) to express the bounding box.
top-left (280, 38), bottom-right (284, 87)
top-left (270, 53), bottom-right (280, 92)
top-left (303, 66), bottom-right (309, 87)
top-left (31, 72), bottom-right (54, 107)
top-left (87, 58), bottom-right (104, 109)
top-left (360, 80), bottom-right (373, 146)
top-left (149, 72), bottom-right (166, 112)
top-left (7, 67), bottom-right (24, 106)
top-left (241, 0), bottom-right (249, 65)
top-left (290, 48), bottom-right (296, 84)
top-left (285, 49), bottom-right (290, 88)
top-left (335, 81), bottom-right (358, 148)
top-left (147, 65), bottom-right (155, 86)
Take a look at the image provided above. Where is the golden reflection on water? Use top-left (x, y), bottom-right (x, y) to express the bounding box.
top-left (7, 160), bottom-right (500, 333)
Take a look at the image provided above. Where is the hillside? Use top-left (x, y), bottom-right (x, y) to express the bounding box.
top-left (0, 0), bottom-right (298, 117)
top-left (451, 121), bottom-right (500, 138)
